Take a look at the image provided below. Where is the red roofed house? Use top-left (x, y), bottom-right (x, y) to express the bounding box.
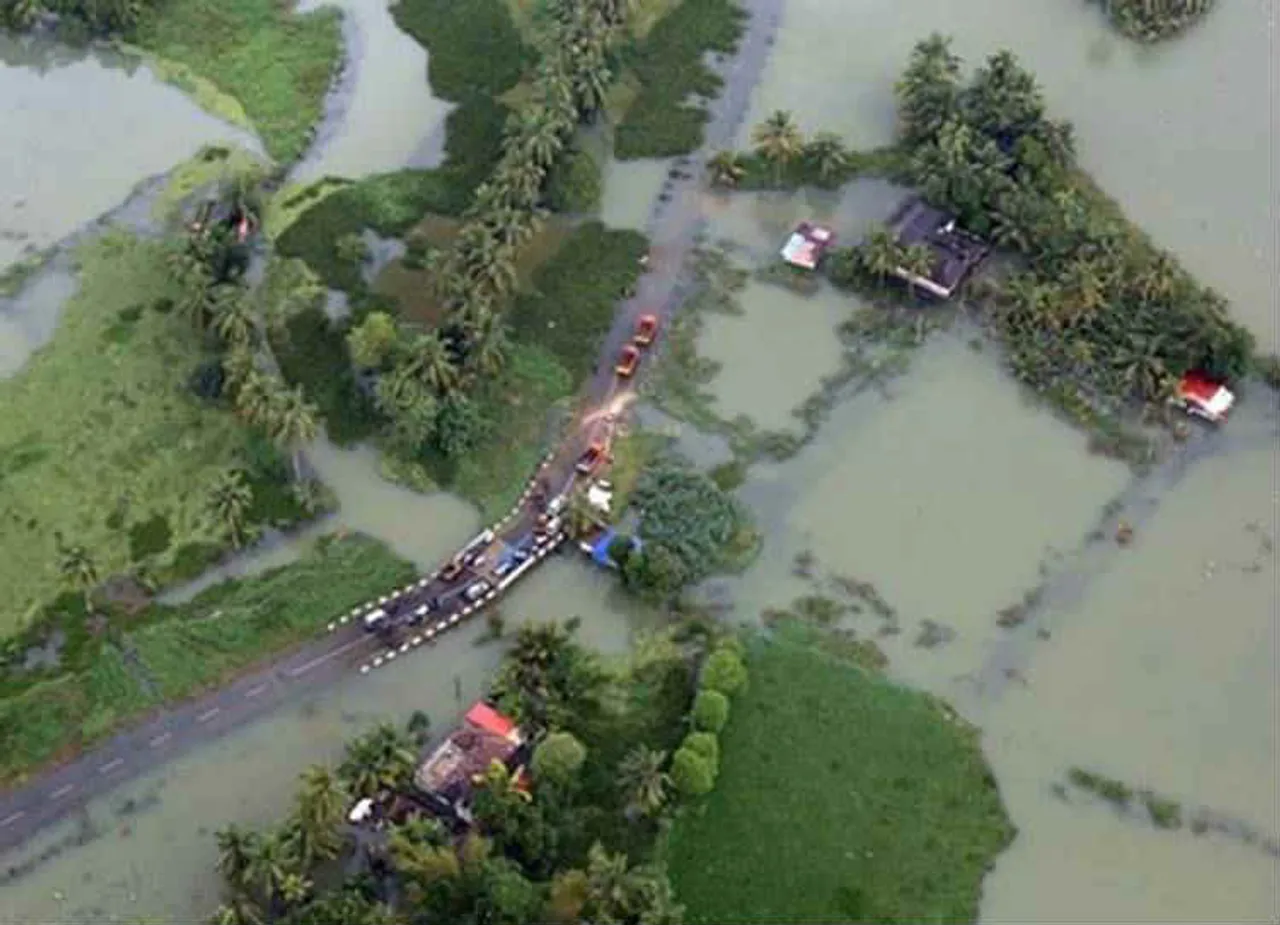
top-left (779, 221), bottom-right (836, 271)
top-left (413, 701), bottom-right (530, 825)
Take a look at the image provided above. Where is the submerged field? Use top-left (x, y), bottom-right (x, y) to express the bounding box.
top-left (667, 628), bottom-right (1016, 923)
top-left (133, 0), bottom-right (343, 163)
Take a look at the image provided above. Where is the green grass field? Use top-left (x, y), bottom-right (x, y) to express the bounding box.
top-left (667, 632), bottom-right (1016, 923)
top-left (0, 534), bottom-right (412, 785)
top-left (0, 231), bottom-right (270, 637)
top-left (134, 0), bottom-right (342, 163)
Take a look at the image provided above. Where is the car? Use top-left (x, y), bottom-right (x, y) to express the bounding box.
top-left (576, 441), bottom-right (610, 476)
top-left (1171, 371), bottom-right (1234, 424)
top-left (615, 344), bottom-right (640, 378)
top-left (464, 580), bottom-right (492, 602)
top-left (439, 559), bottom-right (465, 582)
top-left (634, 314), bottom-right (659, 347)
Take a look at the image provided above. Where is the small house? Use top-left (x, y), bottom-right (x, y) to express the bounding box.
top-left (779, 221), bottom-right (836, 271)
top-left (886, 197), bottom-right (990, 299)
top-left (413, 701), bottom-right (529, 825)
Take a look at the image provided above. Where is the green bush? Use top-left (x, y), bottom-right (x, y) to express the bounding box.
top-left (509, 222), bottom-right (648, 382)
top-left (671, 744), bottom-right (717, 797)
top-left (614, 0), bottom-right (747, 159)
top-left (545, 144), bottom-right (603, 213)
top-left (127, 513), bottom-right (174, 560)
top-left (683, 730), bottom-right (720, 766)
top-left (390, 0), bottom-right (531, 100)
top-left (702, 647), bottom-right (747, 697)
top-left (443, 94), bottom-right (515, 196)
top-left (692, 688), bottom-right (729, 732)
top-left (532, 730), bottom-right (588, 784)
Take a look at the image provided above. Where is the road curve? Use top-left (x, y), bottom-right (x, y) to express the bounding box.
top-left (0, 0), bottom-right (789, 855)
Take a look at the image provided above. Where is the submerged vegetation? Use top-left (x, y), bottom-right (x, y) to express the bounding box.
top-left (613, 0), bottom-right (747, 159)
top-left (667, 629), bottom-right (1015, 924)
top-left (1090, 0), bottom-right (1217, 43)
top-left (0, 534), bottom-right (412, 785)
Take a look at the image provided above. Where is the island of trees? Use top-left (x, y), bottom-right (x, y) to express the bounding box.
top-left (1089, 0), bottom-right (1217, 43)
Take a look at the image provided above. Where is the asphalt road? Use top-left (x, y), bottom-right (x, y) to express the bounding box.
top-left (0, 0), bottom-right (788, 856)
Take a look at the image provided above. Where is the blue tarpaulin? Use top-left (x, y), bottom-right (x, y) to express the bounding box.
top-left (589, 529), bottom-right (641, 568)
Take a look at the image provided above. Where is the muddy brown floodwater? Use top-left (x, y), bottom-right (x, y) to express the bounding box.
top-left (0, 0), bottom-right (1276, 921)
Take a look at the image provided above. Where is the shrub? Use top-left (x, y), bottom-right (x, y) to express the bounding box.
top-left (532, 731), bottom-right (588, 785)
top-left (683, 730), bottom-right (720, 766)
top-left (702, 647), bottom-right (747, 697)
top-left (671, 745), bottom-right (716, 797)
top-left (443, 95), bottom-right (513, 195)
top-left (545, 145), bottom-right (603, 213)
top-left (127, 513), bottom-right (174, 561)
top-left (390, 0), bottom-right (531, 100)
top-left (692, 688), bottom-right (729, 733)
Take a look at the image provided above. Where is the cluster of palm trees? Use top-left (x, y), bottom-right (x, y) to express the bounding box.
top-left (826, 225), bottom-right (936, 296)
top-left (891, 35), bottom-right (1254, 405)
top-left (707, 110), bottom-right (853, 189)
top-left (365, 0), bottom-right (633, 456)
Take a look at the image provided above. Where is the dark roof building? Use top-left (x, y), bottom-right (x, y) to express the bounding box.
top-left (887, 197), bottom-right (990, 299)
top-left (413, 701), bottom-right (528, 825)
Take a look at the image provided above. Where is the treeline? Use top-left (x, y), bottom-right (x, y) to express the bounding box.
top-left (343, 0), bottom-right (633, 467)
top-left (1091, 0), bottom-right (1216, 43)
top-left (0, 0), bottom-right (161, 35)
top-left (209, 619), bottom-right (752, 925)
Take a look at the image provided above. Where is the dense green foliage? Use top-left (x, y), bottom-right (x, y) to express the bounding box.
top-left (614, 0), bottom-right (747, 158)
top-left (134, 0), bottom-right (342, 162)
top-left (0, 535), bottom-right (412, 783)
top-left (509, 222), bottom-right (648, 381)
top-left (667, 632), bottom-right (1015, 924)
top-left (0, 0), bottom-right (161, 36)
top-left (390, 0), bottom-right (531, 100)
top-left (210, 618), bottom-right (706, 925)
top-left (545, 144), bottom-right (604, 213)
top-left (1093, 0), bottom-right (1216, 42)
top-left (622, 459), bottom-right (756, 600)
top-left (275, 169), bottom-right (473, 291)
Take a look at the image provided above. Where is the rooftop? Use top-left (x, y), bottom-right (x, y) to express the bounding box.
top-left (887, 197), bottom-right (990, 298)
top-left (414, 703), bottom-right (524, 801)
top-left (780, 221), bottom-right (837, 271)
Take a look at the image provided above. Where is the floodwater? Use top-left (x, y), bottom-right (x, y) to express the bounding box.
top-left (0, 555), bottom-right (654, 925)
top-left (290, 0), bottom-right (454, 182)
top-left (690, 0), bottom-right (1280, 918)
top-left (0, 33), bottom-right (257, 274)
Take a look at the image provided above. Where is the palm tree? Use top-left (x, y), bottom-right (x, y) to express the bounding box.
top-left (56, 537), bottom-right (98, 612)
top-left (894, 33), bottom-right (963, 147)
top-left (464, 313), bottom-right (510, 379)
top-left (207, 468), bottom-right (254, 548)
top-left (278, 871), bottom-right (313, 909)
top-left (409, 332), bottom-right (462, 397)
top-left (210, 285), bottom-right (256, 347)
top-left (215, 824), bottom-right (260, 895)
top-left (244, 832), bottom-right (299, 915)
top-left (337, 723), bottom-right (416, 800)
top-left (221, 345), bottom-right (258, 396)
top-left (804, 132), bottom-right (850, 184)
top-left (564, 488), bottom-right (603, 540)
top-left (897, 243), bottom-right (936, 296)
top-left (209, 896), bottom-right (264, 925)
top-left (288, 765), bottom-right (346, 869)
top-left (751, 110), bottom-right (803, 183)
top-left (706, 151), bottom-right (746, 188)
top-left (269, 386), bottom-right (319, 481)
top-left (617, 746), bottom-right (669, 818)
top-left (232, 371), bottom-right (274, 429)
top-left (176, 263), bottom-right (216, 332)
top-left (857, 227), bottom-right (906, 282)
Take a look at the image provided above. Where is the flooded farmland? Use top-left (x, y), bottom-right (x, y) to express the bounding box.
top-left (0, 0), bottom-right (1276, 921)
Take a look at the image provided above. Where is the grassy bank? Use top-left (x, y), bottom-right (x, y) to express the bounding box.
top-left (667, 630), bottom-right (1015, 923)
top-left (133, 0), bottom-right (343, 163)
top-left (0, 534), bottom-right (413, 785)
top-left (614, 0), bottom-right (747, 159)
top-left (0, 231), bottom-right (310, 638)
top-left (509, 221), bottom-right (649, 382)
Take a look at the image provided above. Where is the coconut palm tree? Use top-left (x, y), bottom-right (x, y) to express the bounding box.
top-left (409, 332), bottom-right (462, 397)
top-left (751, 110), bottom-right (803, 183)
top-left (287, 765), bottom-right (347, 870)
top-left (617, 745), bottom-right (669, 819)
top-left (897, 243), bottom-right (936, 296)
top-left (207, 468), bottom-right (254, 548)
top-left (856, 227), bottom-right (906, 282)
top-left (221, 344), bottom-right (258, 396)
top-left (804, 132), bottom-right (850, 184)
top-left (464, 313), bottom-right (510, 379)
top-left (210, 284), bottom-right (256, 347)
top-left (216, 824), bottom-right (260, 896)
top-left (269, 386), bottom-right (319, 481)
top-left (56, 537), bottom-right (97, 612)
top-left (894, 33), bottom-right (963, 147)
top-left (337, 723), bottom-right (416, 800)
top-left (244, 832), bottom-right (299, 916)
top-left (176, 263), bottom-right (216, 333)
top-left (706, 151), bottom-right (746, 188)
top-left (232, 371), bottom-right (274, 429)
top-left (209, 896), bottom-right (264, 925)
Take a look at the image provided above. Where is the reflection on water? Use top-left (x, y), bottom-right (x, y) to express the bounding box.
top-left (0, 34), bottom-right (256, 272)
top-left (290, 0), bottom-right (455, 183)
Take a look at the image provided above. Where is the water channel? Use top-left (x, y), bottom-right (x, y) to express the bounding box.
top-left (0, 0), bottom-right (1276, 921)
